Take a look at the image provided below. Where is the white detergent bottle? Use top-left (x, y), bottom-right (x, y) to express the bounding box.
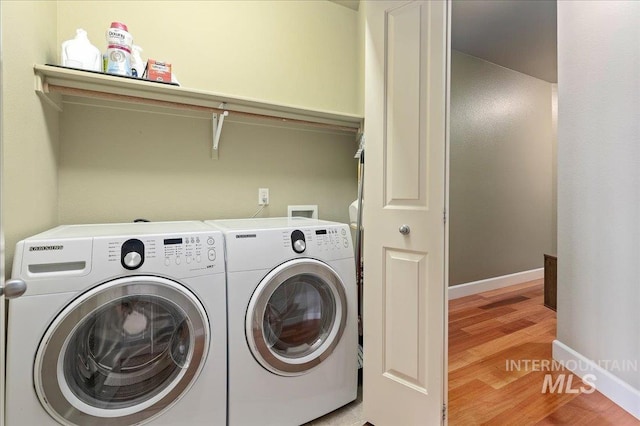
top-left (61, 29), bottom-right (102, 71)
top-left (106, 21), bottom-right (133, 76)
top-left (131, 45), bottom-right (145, 78)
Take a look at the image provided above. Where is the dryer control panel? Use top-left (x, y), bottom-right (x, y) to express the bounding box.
top-left (310, 227), bottom-right (351, 251)
top-left (209, 219), bottom-right (353, 273)
top-left (282, 226), bottom-right (352, 256)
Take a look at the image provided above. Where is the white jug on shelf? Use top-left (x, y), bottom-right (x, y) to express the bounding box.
top-left (61, 29), bottom-right (102, 72)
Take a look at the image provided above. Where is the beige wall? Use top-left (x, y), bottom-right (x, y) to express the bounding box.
top-left (557, 0), bottom-right (640, 394)
top-left (357, 1), bottom-right (366, 115)
top-left (1, 1), bottom-right (60, 273)
top-left (2, 1), bottom-right (361, 275)
top-left (449, 51), bottom-right (555, 286)
top-left (58, 104), bottom-right (357, 225)
top-left (57, 0), bottom-right (360, 115)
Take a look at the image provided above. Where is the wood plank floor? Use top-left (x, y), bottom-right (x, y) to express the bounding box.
top-left (448, 279), bottom-right (639, 425)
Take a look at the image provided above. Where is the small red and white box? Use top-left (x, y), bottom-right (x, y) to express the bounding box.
top-left (146, 59), bottom-right (172, 82)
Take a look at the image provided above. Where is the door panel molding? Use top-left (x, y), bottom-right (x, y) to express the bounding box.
top-left (382, 248), bottom-right (429, 392)
top-left (385, 2), bottom-right (424, 206)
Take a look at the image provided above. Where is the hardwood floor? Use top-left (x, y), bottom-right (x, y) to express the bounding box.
top-left (448, 279), bottom-right (639, 425)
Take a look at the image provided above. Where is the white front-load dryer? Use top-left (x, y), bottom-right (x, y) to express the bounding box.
top-left (5, 221), bottom-right (226, 426)
top-left (205, 217), bottom-right (357, 426)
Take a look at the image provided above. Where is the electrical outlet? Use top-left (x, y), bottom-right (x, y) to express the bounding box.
top-left (258, 188), bottom-right (269, 205)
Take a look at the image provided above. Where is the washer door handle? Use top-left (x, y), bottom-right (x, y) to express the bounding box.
top-left (1, 279), bottom-right (27, 299)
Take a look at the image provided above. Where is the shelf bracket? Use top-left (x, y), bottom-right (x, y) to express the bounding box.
top-left (34, 73), bottom-right (63, 112)
top-left (211, 103), bottom-right (229, 160)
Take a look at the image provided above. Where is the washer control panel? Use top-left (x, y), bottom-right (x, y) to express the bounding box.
top-left (162, 235), bottom-right (216, 266)
top-left (103, 231), bottom-right (223, 276)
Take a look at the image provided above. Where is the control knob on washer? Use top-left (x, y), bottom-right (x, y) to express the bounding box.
top-left (123, 251), bottom-right (142, 269)
top-left (121, 238), bottom-right (145, 270)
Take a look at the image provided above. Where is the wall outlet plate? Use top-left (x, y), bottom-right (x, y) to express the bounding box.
top-left (258, 188), bottom-right (269, 205)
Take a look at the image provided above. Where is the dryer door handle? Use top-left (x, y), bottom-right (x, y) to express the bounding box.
top-left (0, 279), bottom-right (27, 299)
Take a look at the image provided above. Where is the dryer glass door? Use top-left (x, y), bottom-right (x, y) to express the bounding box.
top-left (246, 258), bottom-right (347, 376)
top-left (34, 276), bottom-right (209, 426)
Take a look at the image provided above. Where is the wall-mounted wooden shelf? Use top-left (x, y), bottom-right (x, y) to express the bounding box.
top-left (34, 64), bottom-right (363, 158)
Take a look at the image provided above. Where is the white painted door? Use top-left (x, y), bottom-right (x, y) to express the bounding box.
top-left (363, 0), bottom-right (448, 424)
top-left (1, 33), bottom-right (5, 426)
top-left (1, 237), bottom-right (4, 426)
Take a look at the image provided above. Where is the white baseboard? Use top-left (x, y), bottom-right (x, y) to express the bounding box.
top-left (448, 268), bottom-right (543, 300)
top-left (553, 340), bottom-right (640, 420)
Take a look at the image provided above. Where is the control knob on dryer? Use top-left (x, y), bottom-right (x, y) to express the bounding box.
top-left (293, 239), bottom-right (306, 253)
top-left (291, 230), bottom-right (306, 254)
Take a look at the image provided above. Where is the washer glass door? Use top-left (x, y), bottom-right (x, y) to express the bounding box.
top-left (34, 276), bottom-right (209, 426)
top-left (246, 258), bottom-right (347, 376)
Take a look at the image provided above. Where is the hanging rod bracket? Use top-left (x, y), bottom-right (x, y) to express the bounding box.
top-left (35, 73), bottom-right (63, 112)
top-left (212, 103), bottom-right (229, 159)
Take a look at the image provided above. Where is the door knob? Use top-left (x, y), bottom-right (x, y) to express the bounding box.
top-left (399, 225), bottom-right (410, 235)
top-left (0, 279), bottom-right (27, 299)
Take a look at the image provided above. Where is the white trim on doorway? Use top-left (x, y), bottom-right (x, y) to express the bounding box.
top-left (448, 268), bottom-right (543, 300)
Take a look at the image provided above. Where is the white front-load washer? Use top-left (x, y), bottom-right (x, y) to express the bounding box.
top-left (5, 221), bottom-right (226, 426)
top-left (205, 217), bottom-right (357, 426)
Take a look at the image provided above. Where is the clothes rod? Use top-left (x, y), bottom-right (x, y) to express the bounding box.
top-left (46, 84), bottom-right (359, 133)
